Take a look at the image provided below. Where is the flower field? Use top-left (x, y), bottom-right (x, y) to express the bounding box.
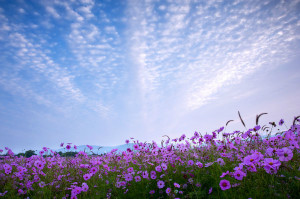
top-left (1, 117), bottom-right (300, 199)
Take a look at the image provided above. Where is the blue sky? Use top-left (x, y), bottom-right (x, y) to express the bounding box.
top-left (0, 0), bottom-right (300, 152)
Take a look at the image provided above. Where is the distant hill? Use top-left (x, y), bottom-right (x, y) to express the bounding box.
top-left (55, 143), bottom-right (135, 155)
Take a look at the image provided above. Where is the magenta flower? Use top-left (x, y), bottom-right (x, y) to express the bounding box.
top-left (263, 158), bottom-right (281, 174)
top-left (83, 173), bottom-right (92, 181)
top-left (187, 160), bottom-right (194, 166)
top-left (220, 171), bottom-right (229, 178)
top-left (127, 167), bottom-right (134, 173)
top-left (60, 142), bottom-right (64, 147)
top-left (125, 174), bottom-right (133, 182)
top-left (277, 147), bottom-right (293, 162)
top-left (125, 139), bottom-right (130, 144)
top-left (233, 170), bottom-right (246, 180)
top-left (157, 180), bottom-right (165, 189)
top-left (279, 119), bottom-right (284, 126)
top-left (142, 171), bottom-right (149, 179)
top-left (196, 161), bottom-right (203, 168)
top-left (82, 183), bottom-right (89, 192)
top-left (219, 179), bottom-right (231, 190)
top-left (166, 187), bottom-right (171, 194)
top-left (39, 181), bottom-right (46, 188)
top-left (161, 163), bottom-right (167, 171)
top-left (66, 145), bottom-right (71, 150)
top-left (155, 165), bottom-right (162, 172)
top-left (135, 175), bottom-right (141, 182)
top-left (208, 187), bottom-right (213, 194)
top-left (74, 145), bottom-right (77, 150)
top-left (87, 145), bottom-right (93, 150)
top-left (134, 144), bottom-right (139, 150)
top-left (174, 182), bottom-right (180, 188)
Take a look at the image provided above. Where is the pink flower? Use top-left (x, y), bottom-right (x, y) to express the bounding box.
top-left (263, 158), bottom-right (281, 174)
top-left (155, 165), bottom-right (162, 172)
top-left (174, 182), bottom-right (180, 188)
top-left (134, 144), bottom-right (139, 150)
top-left (220, 171), bottom-right (229, 178)
top-left (208, 187), bottom-right (213, 194)
top-left (135, 175), bottom-right (141, 182)
top-left (125, 174), bottom-right (133, 182)
top-left (277, 147), bottom-right (293, 162)
top-left (195, 161), bottom-right (203, 168)
top-left (157, 180), bottom-right (165, 189)
top-left (83, 173), bottom-right (92, 181)
top-left (142, 171), bottom-right (148, 179)
top-left (127, 167), bottom-right (134, 173)
top-left (187, 160), bottom-right (194, 166)
top-left (82, 183), bottom-right (89, 192)
top-left (34, 161), bottom-right (44, 170)
top-left (39, 181), bottom-right (46, 188)
top-left (166, 187), bottom-right (171, 194)
top-left (219, 179), bottom-right (231, 190)
top-left (161, 163), bottom-right (167, 171)
top-left (60, 142), bottom-right (64, 147)
top-left (66, 145), bottom-right (71, 150)
top-left (74, 145), bottom-right (77, 150)
top-left (233, 170), bottom-right (246, 180)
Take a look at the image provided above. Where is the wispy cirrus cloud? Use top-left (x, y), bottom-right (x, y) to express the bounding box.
top-left (126, 0), bottom-right (300, 114)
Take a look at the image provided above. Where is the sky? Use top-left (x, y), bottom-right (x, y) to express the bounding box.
top-left (0, 0), bottom-right (300, 153)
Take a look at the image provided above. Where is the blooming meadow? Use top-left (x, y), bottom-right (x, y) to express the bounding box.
top-left (0, 116), bottom-right (300, 199)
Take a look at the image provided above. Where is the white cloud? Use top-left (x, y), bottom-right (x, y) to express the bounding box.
top-left (46, 6), bottom-right (60, 18)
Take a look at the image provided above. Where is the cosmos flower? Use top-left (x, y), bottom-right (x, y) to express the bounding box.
top-left (279, 119), bottom-right (284, 126)
top-left (135, 175), bottom-right (141, 182)
top-left (219, 179), bottom-right (231, 190)
top-left (157, 180), bottom-right (165, 189)
top-left (277, 147), bottom-right (293, 162)
top-left (166, 187), bottom-right (171, 194)
top-left (233, 170), bottom-right (246, 180)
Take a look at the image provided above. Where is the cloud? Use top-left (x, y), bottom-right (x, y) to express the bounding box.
top-left (45, 6), bottom-right (60, 19)
top-left (126, 0), bottom-right (300, 114)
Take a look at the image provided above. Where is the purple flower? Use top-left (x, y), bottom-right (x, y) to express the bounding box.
top-left (157, 180), bottom-right (165, 189)
top-left (83, 173), bottom-right (92, 181)
top-left (66, 145), bottom-right (71, 150)
top-left (161, 163), bottom-right (167, 171)
top-left (219, 179), bottom-right (231, 190)
top-left (233, 170), bottom-right (246, 180)
top-left (125, 174), bottom-right (133, 182)
top-left (149, 190), bottom-right (155, 194)
top-left (174, 182), bottom-right (180, 188)
top-left (166, 187), bottom-right (171, 194)
top-left (187, 160), bottom-right (194, 166)
top-left (263, 158), bottom-right (281, 174)
top-left (134, 144), bottom-right (139, 150)
top-left (208, 187), bottom-right (213, 194)
top-left (142, 171), bottom-right (148, 179)
top-left (155, 165), bottom-right (162, 172)
top-left (39, 181), bottom-right (46, 188)
top-left (135, 175), bottom-right (141, 182)
top-left (127, 167), bottom-right (134, 173)
top-left (125, 139), bottom-right (130, 144)
top-left (279, 119), bottom-right (284, 126)
top-left (277, 147), bottom-right (293, 162)
top-left (220, 171), bottom-right (229, 178)
top-left (196, 161), bottom-right (203, 168)
top-left (82, 183), bottom-right (89, 192)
